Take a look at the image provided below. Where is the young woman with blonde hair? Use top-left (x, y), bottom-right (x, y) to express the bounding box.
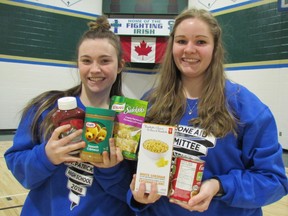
top-left (128, 8), bottom-right (288, 216)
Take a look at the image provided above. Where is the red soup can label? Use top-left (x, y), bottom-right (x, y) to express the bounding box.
top-left (169, 157), bottom-right (205, 203)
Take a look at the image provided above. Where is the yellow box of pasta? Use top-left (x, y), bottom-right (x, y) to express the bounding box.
top-left (135, 123), bottom-right (175, 196)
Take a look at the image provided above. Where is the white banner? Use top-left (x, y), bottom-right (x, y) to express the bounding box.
top-left (12, 0), bottom-right (101, 16)
top-left (108, 18), bottom-right (174, 36)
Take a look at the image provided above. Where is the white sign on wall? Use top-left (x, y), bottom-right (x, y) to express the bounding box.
top-left (13, 0), bottom-right (101, 16)
top-left (278, 0), bottom-right (288, 11)
top-left (108, 18), bottom-right (174, 36)
top-left (190, 0), bottom-right (256, 11)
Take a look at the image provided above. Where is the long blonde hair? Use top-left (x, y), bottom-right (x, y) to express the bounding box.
top-left (145, 8), bottom-right (237, 137)
top-left (22, 15), bottom-right (124, 143)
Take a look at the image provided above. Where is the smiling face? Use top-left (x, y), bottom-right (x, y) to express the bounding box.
top-left (78, 38), bottom-right (121, 99)
top-left (172, 18), bottom-right (214, 82)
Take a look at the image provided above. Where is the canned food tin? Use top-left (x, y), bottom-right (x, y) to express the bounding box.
top-left (169, 157), bottom-right (205, 203)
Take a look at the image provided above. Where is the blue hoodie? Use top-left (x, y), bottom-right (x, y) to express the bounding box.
top-left (5, 97), bottom-right (136, 216)
top-left (127, 80), bottom-right (288, 216)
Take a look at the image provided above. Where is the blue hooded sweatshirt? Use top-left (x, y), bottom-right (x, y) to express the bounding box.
top-left (5, 96), bottom-right (136, 216)
top-left (127, 80), bottom-right (288, 216)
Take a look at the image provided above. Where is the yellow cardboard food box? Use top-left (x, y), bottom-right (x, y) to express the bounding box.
top-left (135, 123), bottom-right (176, 196)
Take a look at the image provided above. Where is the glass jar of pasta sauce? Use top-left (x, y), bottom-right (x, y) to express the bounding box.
top-left (80, 107), bottom-right (116, 163)
top-left (52, 96), bottom-right (85, 155)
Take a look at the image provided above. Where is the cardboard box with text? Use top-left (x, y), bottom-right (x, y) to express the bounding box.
top-left (135, 123), bottom-right (175, 196)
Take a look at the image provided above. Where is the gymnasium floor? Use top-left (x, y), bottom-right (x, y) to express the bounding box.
top-left (0, 134), bottom-right (287, 215)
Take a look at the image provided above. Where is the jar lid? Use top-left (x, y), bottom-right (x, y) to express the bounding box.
top-left (57, 97), bottom-right (77, 110)
top-left (86, 106), bottom-right (116, 117)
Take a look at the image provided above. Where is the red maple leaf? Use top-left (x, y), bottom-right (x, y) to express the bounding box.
top-left (134, 40), bottom-right (152, 60)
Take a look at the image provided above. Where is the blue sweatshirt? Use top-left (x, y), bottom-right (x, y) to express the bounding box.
top-left (5, 96), bottom-right (136, 216)
top-left (127, 80), bottom-right (288, 216)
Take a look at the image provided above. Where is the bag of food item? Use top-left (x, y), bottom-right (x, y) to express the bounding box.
top-left (110, 96), bottom-right (148, 160)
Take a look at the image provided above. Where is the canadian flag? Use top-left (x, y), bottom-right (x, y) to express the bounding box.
top-left (120, 36), bottom-right (168, 63)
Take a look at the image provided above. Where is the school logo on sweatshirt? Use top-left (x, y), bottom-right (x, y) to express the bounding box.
top-left (65, 162), bottom-right (94, 210)
top-left (173, 125), bottom-right (216, 159)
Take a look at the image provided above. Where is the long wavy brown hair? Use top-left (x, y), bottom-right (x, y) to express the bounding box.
top-left (22, 15), bottom-right (124, 143)
top-left (145, 8), bottom-right (237, 137)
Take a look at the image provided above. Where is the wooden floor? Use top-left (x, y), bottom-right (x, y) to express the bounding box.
top-left (0, 141), bottom-right (28, 215)
top-left (0, 141), bottom-right (287, 215)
